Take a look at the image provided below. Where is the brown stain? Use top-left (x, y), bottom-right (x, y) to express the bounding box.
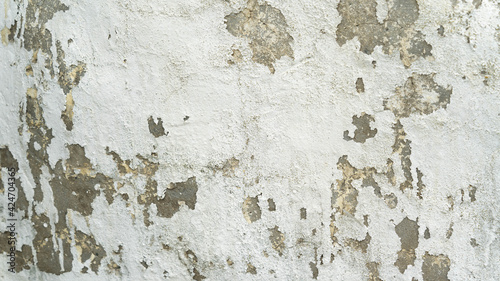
top-left (269, 226), bottom-right (286, 256)
top-left (225, 0), bottom-right (294, 73)
top-left (56, 40), bottom-right (86, 131)
top-left (336, 0), bottom-right (432, 67)
top-left (242, 196), bottom-right (262, 223)
top-left (422, 252), bottom-right (451, 281)
top-left (228, 49), bottom-right (243, 65)
top-left (345, 233), bottom-right (371, 253)
top-left (394, 217), bottom-right (419, 273)
top-left (343, 113), bottom-right (378, 143)
top-left (384, 73), bottom-right (452, 118)
top-left (147, 116), bottom-right (168, 138)
top-left (366, 262), bottom-right (382, 281)
top-left (246, 263), bottom-right (257, 274)
top-left (75, 230), bottom-right (106, 274)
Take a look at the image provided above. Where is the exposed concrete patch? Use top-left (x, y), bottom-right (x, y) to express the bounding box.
top-left (225, 0), bottom-right (294, 73)
top-left (0, 147), bottom-right (29, 218)
top-left (336, 0), bottom-right (432, 67)
top-left (356, 78), bottom-right (365, 93)
top-left (309, 261), bottom-right (319, 279)
top-left (300, 207), bottom-right (307, 220)
top-left (269, 226), bottom-right (285, 256)
top-left (147, 116), bottom-right (168, 138)
top-left (246, 262), bottom-right (257, 274)
top-left (75, 230), bottom-right (107, 274)
top-left (422, 252), bottom-right (451, 281)
top-left (468, 185), bottom-right (477, 202)
top-left (394, 217), bottom-right (419, 273)
top-left (242, 195), bottom-right (262, 223)
top-left (0, 232), bottom-right (34, 272)
top-left (343, 113), bottom-right (378, 143)
top-left (424, 227), bottom-right (430, 239)
top-left (366, 262), bottom-right (382, 281)
top-left (384, 193), bottom-right (398, 209)
top-left (268, 198), bottom-right (276, 211)
top-left (384, 73), bottom-right (452, 118)
top-left (345, 233), bottom-right (371, 253)
top-left (416, 168), bottom-right (425, 199)
top-left (392, 120), bottom-right (413, 191)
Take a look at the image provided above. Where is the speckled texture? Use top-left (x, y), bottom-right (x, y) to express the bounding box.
top-left (1, 0), bottom-right (500, 280)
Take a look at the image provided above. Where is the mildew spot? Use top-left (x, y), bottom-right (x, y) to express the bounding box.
top-left (422, 252), bottom-right (451, 281)
top-left (242, 195), bottom-right (262, 223)
top-left (394, 217), bottom-right (419, 273)
top-left (336, 0), bottom-right (432, 67)
top-left (269, 226), bottom-right (285, 256)
top-left (343, 113), bottom-right (378, 143)
top-left (384, 73), bottom-right (452, 118)
top-left (147, 116), bottom-right (168, 138)
top-left (225, 0), bottom-right (294, 73)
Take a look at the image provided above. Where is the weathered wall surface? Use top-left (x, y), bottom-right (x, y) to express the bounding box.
top-left (1, 0), bottom-right (499, 280)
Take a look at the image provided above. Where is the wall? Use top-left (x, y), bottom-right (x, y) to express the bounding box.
top-left (1, 0), bottom-right (499, 280)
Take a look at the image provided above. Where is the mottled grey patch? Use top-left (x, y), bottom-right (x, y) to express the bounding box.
top-left (394, 217), bottom-right (419, 273)
top-left (416, 168), bottom-right (425, 199)
top-left (392, 120), bottom-right (413, 191)
top-left (343, 113), bottom-right (377, 143)
top-left (386, 159), bottom-right (396, 186)
top-left (424, 227), bottom-right (430, 239)
top-left (147, 116), bottom-right (167, 138)
top-left (0, 232), bottom-right (34, 272)
top-left (384, 73), bottom-right (452, 118)
top-left (225, 0), bottom-right (294, 73)
top-left (384, 193), bottom-right (398, 209)
top-left (366, 262), bottom-right (382, 281)
top-left (336, 0), bottom-right (432, 67)
top-left (0, 147), bottom-right (29, 219)
top-left (345, 233), bottom-right (371, 253)
top-left (75, 230), bottom-right (106, 273)
top-left (139, 177), bottom-right (198, 220)
top-left (269, 226), bottom-right (286, 256)
top-left (246, 263), bottom-right (257, 274)
top-left (422, 252), bottom-right (451, 281)
top-left (470, 238), bottom-right (479, 247)
top-left (268, 198), bottom-right (276, 211)
top-left (446, 222), bottom-right (454, 239)
top-left (437, 25), bottom-right (445, 36)
top-left (363, 215), bottom-right (369, 227)
top-left (356, 78), bottom-right (365, 93)
top-left (309, 262), bottom-right (318, 279)
top-left (56, 40), bottom-right (86, 131)
top-left (468, 185), bottom-right (477, 202)
top-left (300, 207), bottom-right (307, 220)
top-left (242, 196), bottom-right (261, 223)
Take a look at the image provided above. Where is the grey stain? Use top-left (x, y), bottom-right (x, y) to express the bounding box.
top-left (422, 252), bottom-right (451, 281)
top-left (148, 116), bottom-right (167, 138)
top-left (336, 0), bottom-right (432, 67)
top-left (225, 0), bottom-right (294, 73)
top-left (356, 78), bottom-right (365, 93)
top-left (343, 113), bottom-right (377, 143)
top-left (394, 217), bottom-right (419, 273)
top-left (269, 226), bottom-right (286, 256)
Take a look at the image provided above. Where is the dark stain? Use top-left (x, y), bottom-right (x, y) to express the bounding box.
top-left (424, 227), bottom-right (430, 239)
top-left (0, 232), bottom-right (34, 272)
top-left (416, 168), bottom-right (425, 199)
top-left (468, 185), bottom-right (477, 202)
top-left (246, 263), bottom-right (257, 274)
top-left (386, 159), bottom-right (396, 186)
top-left (0, 147), bottom-right (29, 219)
top-left (225, 0), bottom-right (294, 73)
top-left (309, 262), bottom-right (319, 279)
top-left (422, 252), bottom-right (451, 281)
top-left (75, 230), bottom-right (106, 273)
top-left (268, 198), bottom-right (276, 211)
top-left (394, 217), bottom-right (419, 273)
top-left (437, 25), bottom-right (445, 36)
top-left (193, 268), bottom-right (206, 281)
top-left (446, 223), bottom-right (453, 239)
top-left (343, 113), bottom-right (378, 143)
top-left (148, 116), bottom-right (168, 138)
top-left (470, 238), bottom-right (479, 247)
top-left (336, 0), bottom-right (432, 67)
top-left (300, 208), bottom-right (307, 220)
top-left (356, 78), bottom-right (365, 93)
top-left (242, 196), bottom-right (262, 223)
top-left (185, 250), bottom-right (198, 264)
top-left (384, 73), bottom-right (452, 118)
top-left (363, 215), bottom-right (369, 227)
top-left (345, 233), bottom-right (371, 253)
top-left (269, 226), bottom-right (285, 256)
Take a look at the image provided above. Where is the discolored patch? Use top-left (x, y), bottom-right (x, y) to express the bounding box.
top-left (193, 268), bottom-right (206, 281)
top-left (242, 196), bottom-right (262, 223)
top-left (309, 262), bottom-right (319, 279)
top-left (147, 116), bottom-right (167, 138)
top-left (343, 113), bottom-right (378, 143)
top-left (228, 49), bottom-right (243, 65)
top-left (468, 185), bottom-right (477, 202)
top-left (268, 198), bottom-right (276, 211)
top-left (416, 168), bottom-right (425, 199)
top-left (394, 217), bottom-right (419, 273)
top-left (424, 228), bottom-right (430, 239)
top-left (384, 193), bottom-right (398, 209)
top-left (384, 73), bottom-right (452, 118)
top-left (0, 232), bottom-right (34, 272)
top-left (345, 233), bottom-right (371, 253)
top-left (56, 40), bottom-right (86, 131)
top-left (336, 0), bottom-right (432, 67)
top-left (246, 263), bottom-right (257, 274)
top-left (392, 120), bottom-right (413, 191)
top-left (138, 177), bottom-right (198, 220)
top-left (75, 230), bottom-right (106, 273)
top-left (269, 226), bottom-right (286, 256)
top-left (300, 208), bottom-right (307, 220)
top-left (366, 262), bottom-right (382, 281)
top-left (356, 78), bottom-right (365, 93)
top-left (422, 252), bottom-right (451, 281)
top-left (0, 147), bottom-right (29, 218)
top-left (225, 0), bottom-right (294, 73)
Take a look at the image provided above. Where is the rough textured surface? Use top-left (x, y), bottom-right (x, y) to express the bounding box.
top-left (1, 0), bottom-right (500, 280)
